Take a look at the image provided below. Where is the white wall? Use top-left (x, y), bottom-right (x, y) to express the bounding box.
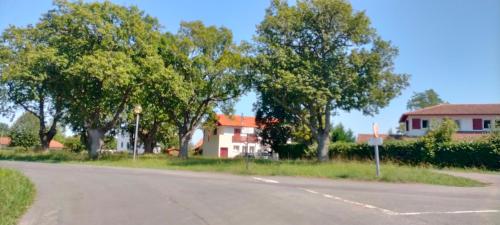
top-left (203, 127), bottom-right (220, 157)
top-left (202, 125), bottom-right (268, 158)
top-left (404, 115), bottom-right (499, 137)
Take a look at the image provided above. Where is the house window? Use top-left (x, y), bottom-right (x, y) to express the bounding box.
top-left (484, 120), bottom-right (491, 129)
top-left (412, 118), bottom-right (421, 129)
top-left (405, 120), bottom-right (409, 131)
top-left (233, 145), bottom-right (240, 152)
top-left (496, 120), bottom-right (500, 129)
top-left (472, 119), bottom-right (483, 130)
top-left (455, 120), bottom-right (461, 130)
top-left (249, 146), bottom-right (255, 154)
top-left (213, 128), bottom-right (217, 135)
top-left (242, 146), bottom-right (248, 153)
top-left (422, 120), bottom-right (429, 129)
top-left (234, 128), bottom-right (241, 136)
top-left (121, 142), bottom-right (123, 148)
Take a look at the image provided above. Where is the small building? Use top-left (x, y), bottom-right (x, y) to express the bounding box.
top-left (0, 137), bottom-right (64, 149)
top-left (399, 104), bottom-right (500, 137)
top-left (115, 130), bottom-right (161, 154)
top-left (202, 114), bottom-right (270, 158)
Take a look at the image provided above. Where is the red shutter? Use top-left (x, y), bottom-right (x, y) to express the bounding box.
top-left (473, 119), bottom-right (483, 130)
top-left (412, 118), bottom-right (421, 129)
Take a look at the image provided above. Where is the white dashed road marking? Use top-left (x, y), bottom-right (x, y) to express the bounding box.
top-left (300, 188), bottom-right (499, 216)
top-left (252, 177), bottom-right (280, 184)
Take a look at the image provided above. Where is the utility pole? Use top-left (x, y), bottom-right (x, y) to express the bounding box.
top-left (133, 105), bottom-right (142, 161)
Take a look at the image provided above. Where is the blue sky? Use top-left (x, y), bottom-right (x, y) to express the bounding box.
top-left (1, 0), bottom-right (499, 141)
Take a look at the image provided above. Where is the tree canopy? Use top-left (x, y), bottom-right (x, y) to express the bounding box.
top-left (407, 89), bottom-right (446, 111)
top-left (151, 21), bottom-right (251, 158)
top-left (37, 0), bottom-right (164, 158)
top-left (253, 0), bottom-right (409, 160)
top-left (9, 112), bottom-right (40, 149)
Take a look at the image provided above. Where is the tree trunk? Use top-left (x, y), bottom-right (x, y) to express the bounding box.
top-left (178, 131), bottom-right (192, 159)
top-left (316, 106), bottom-right (332, 162)
top-left (87, 128), bottom-right (105, 160)
top-left (143, 135), bottom-right (155, 154)
top-left (316, 129), bottom-right (330, 161)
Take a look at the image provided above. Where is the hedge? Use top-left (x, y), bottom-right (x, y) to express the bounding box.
top-left (275, 139), bottom-right (500, 170)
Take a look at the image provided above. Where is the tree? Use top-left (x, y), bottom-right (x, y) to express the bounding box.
top-left (253, 0), bottom-right (409, 161)
top-left (407, 89), bottom-right (445, 111)
top-left (40, 1), bottom-right (163, 158)
top-left (152, 21), bottom-right (250, 158)
top-left (9, 112), bottom-right (39, 149)
top-left (330, 123), bottom-right (355, 143)
top-left (0, 25), bottom-right (65, 150)
top-left (425, 118), bottom-right (457, 143)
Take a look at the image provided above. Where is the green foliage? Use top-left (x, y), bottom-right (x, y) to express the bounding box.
top-left (63, 136), bottom-right (85, 153)
top-left (151, 21), bottom-right (250, 158)
top-left (9, 112), bottom-right (39, 149)
top-left (407, 89), bottom-right (445, 110)
top-left (0, 19), bottom-right (65, 150)
top-left (274, 143), bottom-right (308, 159)
top-left (0, 168), bottom-right (35, 225)
top-left (424, 118), bottom-right (458, 143)
top-left (253, 0), bottom-right (409, 160)
top-left (330, 123), bottom-right (355, 143)
top-left (329, 139), bottom-right (500, 170)
top-left (0, 122), bottom-right (9, 134)
top-left (103, 136), bottom-right (117, 150)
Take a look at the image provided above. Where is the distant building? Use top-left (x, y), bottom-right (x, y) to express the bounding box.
top-left (115, 130), bottom-right (161, 154)
top-left (357, 104), bottom-right (500, 143)
top-left (399, 104), bottom-right (500, 137)
top-left (0, 136), bottom-right (64, 149)
top-left (202, 114), bottom-right (270, 158)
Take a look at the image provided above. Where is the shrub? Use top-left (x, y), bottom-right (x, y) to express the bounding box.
top-left (63, 136), bottom-right (86, 153)
top-left (329, 139), bottom-right (499, 170)
top-left (274, 143), bottom-right (308, 159)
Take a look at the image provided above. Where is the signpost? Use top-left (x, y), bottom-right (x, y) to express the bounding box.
top-left (368, 123), bottom-right (383, 177)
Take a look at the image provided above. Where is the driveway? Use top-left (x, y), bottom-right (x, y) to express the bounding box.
top-left (1, 161), bottom-right (499, 225)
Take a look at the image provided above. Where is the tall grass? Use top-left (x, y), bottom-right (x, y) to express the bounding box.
top-left (0, 150), bottom-right (484, 187)
top-left (0, 168), bottom-right (35, 225)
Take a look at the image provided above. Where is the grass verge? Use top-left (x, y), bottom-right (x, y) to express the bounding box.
top-left (0, 150), bottom-right (485, 187)
top-left (0, 168), bottom-right (35, 225)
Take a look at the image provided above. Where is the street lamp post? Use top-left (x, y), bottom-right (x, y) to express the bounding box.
top-left (133, 105), bottom-right (142, 161)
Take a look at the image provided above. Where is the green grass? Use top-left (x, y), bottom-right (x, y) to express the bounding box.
top-left (0, 150), bottom-right (485, 187)
top-left (0, 168), bottom-right (35, 225)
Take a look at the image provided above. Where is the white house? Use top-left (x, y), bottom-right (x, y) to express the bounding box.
top-left (116, 129), bottom-right (161, 154)
top-left (399, 104), bottom-right (500, 137)
top-left (202, 114), bottom-right (270, 158)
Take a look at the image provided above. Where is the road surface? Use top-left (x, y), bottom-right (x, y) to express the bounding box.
top-left (1, 161), bottom-right (499, 225)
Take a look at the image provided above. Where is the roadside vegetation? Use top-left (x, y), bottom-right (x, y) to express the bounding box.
top-left (0, 150), bottom-right (484, 187)
top-left (0, 168), bottom-right (35, 225)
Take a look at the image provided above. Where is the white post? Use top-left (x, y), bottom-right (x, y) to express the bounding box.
top-left (133, 113), bottom-right (140, 161)
top-left (374, 144), bottom-right (380, 177)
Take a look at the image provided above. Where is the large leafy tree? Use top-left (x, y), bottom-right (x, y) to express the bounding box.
top-left (153, 21), bottom-right (250, 158)
top-left (330, 123), bottom-right (355, 143)
top-left (407, 89), bottom-right (445, 111)
top-left (253, 0), bottom-right (409, 161)
top-left (0, 25), bottom-right (65, 150)
top-left (40, 0), bottom-right (164, 158)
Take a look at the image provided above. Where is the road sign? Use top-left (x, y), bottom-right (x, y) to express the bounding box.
top-left (372, 123), bottom-right (380, 138)
top-left (368, 137), bottom-right (383, 146)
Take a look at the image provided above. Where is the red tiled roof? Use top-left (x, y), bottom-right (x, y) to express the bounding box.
top-left (49, 140), bottom-right (64, 149)
top-left (217, 114), bottom-right (257, 128)
top-left (356, 134), bottom-right (390, 143)
top-left (0, 137), bottom-right (11, 145)
top-left (399, 104), bottom-right (500, 122)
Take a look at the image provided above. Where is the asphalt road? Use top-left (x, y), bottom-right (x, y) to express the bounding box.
top-left (1, 161), bottom-right (499, 225)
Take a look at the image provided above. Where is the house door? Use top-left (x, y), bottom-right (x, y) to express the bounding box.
top-left (220, 147), bottom-right (228, 158)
